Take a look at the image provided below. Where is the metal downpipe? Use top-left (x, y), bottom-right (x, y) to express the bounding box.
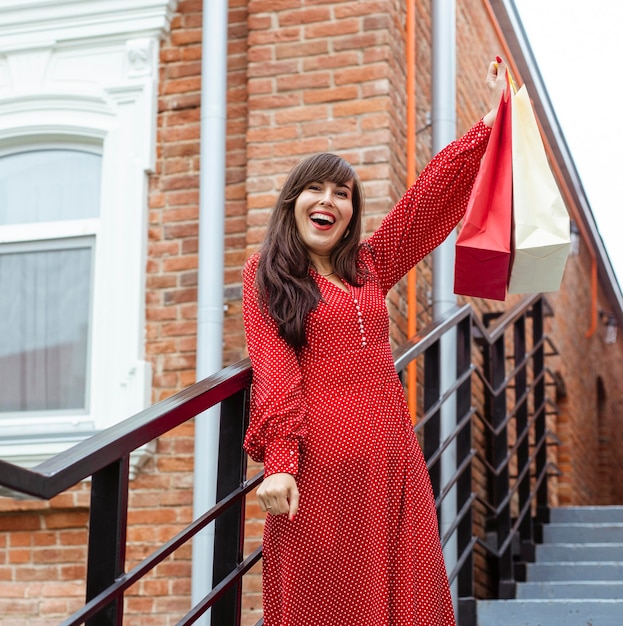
top-left (191, 0), bottom-right (228, 622)
top-left (431, 0), bottom-right (459, 611)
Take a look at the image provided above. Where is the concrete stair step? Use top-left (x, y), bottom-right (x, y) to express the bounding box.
top-left (536, 542), bottom-right (623, 562)
top-left (476, 509), bottom-right (623, 624)
top-left (543, 523), bottom-right (623, 544)
top-left (526, 561), bottom-right (623, 582)
top-left (551, 506), bottom-right (623, 524)
top-left (516, 581), bottom-right (623, 599)
top-left (476, 599), bottom-right (623, 626)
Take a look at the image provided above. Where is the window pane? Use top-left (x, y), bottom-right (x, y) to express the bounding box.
top-left (0, 245), bottom-right (92, 412)
top-left (0, 150), bottom-right (101, 225)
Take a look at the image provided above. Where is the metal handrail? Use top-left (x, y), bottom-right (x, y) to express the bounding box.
top-left (0, 360), bottom-right (252, 499)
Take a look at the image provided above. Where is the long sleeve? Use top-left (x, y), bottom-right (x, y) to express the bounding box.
top-left (242, 255), bottom-right (308, 477)
top-left (366, 119), bottom-right (492, 292)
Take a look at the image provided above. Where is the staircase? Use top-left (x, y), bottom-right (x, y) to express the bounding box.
top-left (476, 506), bottom-right (623, 625)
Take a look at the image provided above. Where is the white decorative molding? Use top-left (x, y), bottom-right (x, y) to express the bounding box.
top-left (5, 46), bottom-right (53, 92)
top-left (126, 38), bottom-right (156, 78)
top-left (0, 0), bottom-right (179, 51)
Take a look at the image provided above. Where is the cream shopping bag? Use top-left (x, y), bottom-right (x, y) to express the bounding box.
top-left (507, 84), bottom-right (571, 294)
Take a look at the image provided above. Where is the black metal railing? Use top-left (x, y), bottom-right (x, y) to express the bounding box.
top-left (393, 293), bottom-right (556, 624)
top-left (473, 295), bottom-right (556, 603)
top-left (0, 294), bottom-right (556, 625)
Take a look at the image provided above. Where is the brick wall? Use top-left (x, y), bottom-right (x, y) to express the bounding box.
top-left (3, 0), bottom-right (623, 623)
top-left (0, 487), bottom-right (89, 624)
top-left (547, 244), bottom-right (623, 506)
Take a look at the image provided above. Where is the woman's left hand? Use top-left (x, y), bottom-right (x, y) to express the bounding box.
top-left (483, 57), bottom-right (508, 127)
top-left (257, 472), bottom-right (300, 521)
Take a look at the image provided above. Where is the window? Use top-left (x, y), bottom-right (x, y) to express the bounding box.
top-left (0, 0), bottom-right (174, 469)
top-left (0, 149), bottom-right (100, 418)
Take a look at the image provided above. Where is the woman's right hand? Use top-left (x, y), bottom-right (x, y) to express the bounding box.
top-left (257, 472), bottom-right (300, 521)
top-left (482, 57), bottom-right (508, 127)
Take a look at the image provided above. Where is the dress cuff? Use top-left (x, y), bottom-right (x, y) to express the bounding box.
top-left (459, 119), bottom-right (492, 160)
top-left (475, 118), bottom-right (493, 136)
top-left (264, 439), bottom-right (300, 478)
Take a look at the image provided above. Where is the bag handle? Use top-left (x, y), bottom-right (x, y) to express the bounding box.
top-left (495, 56), bottom-right (518, 94)
top-left (507, 68), bottom-right (518, 94)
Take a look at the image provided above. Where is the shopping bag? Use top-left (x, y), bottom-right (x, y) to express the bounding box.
top-left (507, 84), bottom-right (571, 294)
top-left (454, 78), bottom-right (513, 301)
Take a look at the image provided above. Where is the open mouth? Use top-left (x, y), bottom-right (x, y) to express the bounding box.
top-left (310, 212), bottom-right (336, 227)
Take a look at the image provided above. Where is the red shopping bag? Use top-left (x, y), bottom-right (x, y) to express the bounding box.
top-left (454, 77), bottom-right (513, 301)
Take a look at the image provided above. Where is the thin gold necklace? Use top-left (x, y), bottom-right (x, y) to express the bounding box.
top-left (318, 271), bottom-right (334, 277)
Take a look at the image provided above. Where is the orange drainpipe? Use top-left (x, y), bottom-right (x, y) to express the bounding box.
top-left (406, 0), bottom-right (417, 422)
top-left (482, 0), bottom-right (599, 337)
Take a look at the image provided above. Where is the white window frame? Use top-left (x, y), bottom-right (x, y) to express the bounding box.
top-left (0, 0), bottom-right (177, 471)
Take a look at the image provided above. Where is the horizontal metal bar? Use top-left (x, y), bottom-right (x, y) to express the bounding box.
top-left (477, 388), bottom-right (546, 439)
top-left (60, 471), bottom-right (263, 626)
top-left (435, 450), bottom-right (476, 511)
top-left (472, 293), bottom-right (543, 344)
top-left (472, 338), bottom-right (546, 401)
top-left (440, 492), bottom-right (477, 549)
top-left (0, 360), bottom-right (252, 499)
top-left (475, 462), bottom-right (551, 558)
top-left (447, 536), bottom-right (478, 586)
top-left (425, 408), bottom-right (475, 472)
top-left (393, 304), bottom-right (472, 371)
top-left (475, 433), bottom-right (548, 518)
top-left (177, 547), bottom-right (263, 626)
top-left (414, 368), bottom-right (474, 435)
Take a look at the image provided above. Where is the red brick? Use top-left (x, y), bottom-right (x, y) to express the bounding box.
top-left (275, 39), bottom-right (329, 60)
top-left (248, 0), bottom-right (300, 10)
top-left (162, 256), bottom-right (198, 272)
top-left (170, 29), bottom-right (202, 47)
top-left (0, 516), bottom-right (41, 532)
top-left (302, 84), bottom-right (359, 104)
top-left (276, 71), bottom-right (331, 92)
top-left (303, 50), bottom-right (360, 71)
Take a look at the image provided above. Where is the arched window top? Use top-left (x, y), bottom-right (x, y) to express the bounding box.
top-left (0, 149), bottom-right (102, 226)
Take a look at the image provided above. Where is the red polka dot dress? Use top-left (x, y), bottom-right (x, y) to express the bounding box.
top-left (243, 121), bottom-right (491, 626)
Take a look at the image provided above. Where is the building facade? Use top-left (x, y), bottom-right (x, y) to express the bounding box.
top-left (1, 1), bottom-right (623, 624)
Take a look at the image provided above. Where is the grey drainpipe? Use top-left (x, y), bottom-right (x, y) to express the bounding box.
top-left (191, 0), bottom-right (228, 622)
top-left (431, 0), bottom-right (458, 610)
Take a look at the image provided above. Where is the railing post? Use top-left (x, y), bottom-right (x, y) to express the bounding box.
top-left (484, 335), bottom-right (515, 598)
top-left (456, 314), bottom-right (475, 622)
top-left (85, 457), bottom-right (129, 626)
top-left (532, 298), bottom-right (549, 526)
top-left (423, 339), bottom-right (442, 505)
top-left (211, 387), bottom-right (250, 626)
top-left (514, 314), bottom-right (535, 566)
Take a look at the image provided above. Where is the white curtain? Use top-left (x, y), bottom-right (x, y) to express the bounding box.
top-left (0, 246), bottom-right (92, 412)
top-left (0, 149), bottom-right (101, 414)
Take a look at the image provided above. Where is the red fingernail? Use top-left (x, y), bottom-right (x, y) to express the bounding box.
top-left (496, 56), bottom-right (503, 64)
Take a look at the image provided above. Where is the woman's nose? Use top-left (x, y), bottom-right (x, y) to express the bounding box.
top-left (319, 189), bottom-right (334, 205)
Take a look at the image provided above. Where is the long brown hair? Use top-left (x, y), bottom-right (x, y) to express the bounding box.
top-left (255, 153), bottom-right (365, 349)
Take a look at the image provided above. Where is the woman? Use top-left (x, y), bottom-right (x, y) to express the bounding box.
top-left (243, 60), bottom-right (507, 625)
